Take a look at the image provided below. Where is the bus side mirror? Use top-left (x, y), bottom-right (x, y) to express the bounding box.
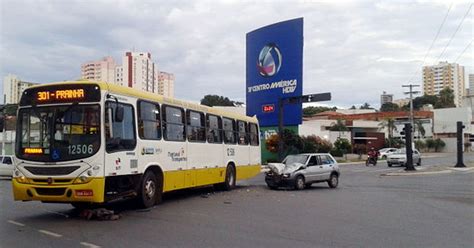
top-left (115, 106), bottom-right (124, 122)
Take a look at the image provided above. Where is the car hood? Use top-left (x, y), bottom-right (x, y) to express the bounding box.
top-left (267, 162), bottom-right (305, 175)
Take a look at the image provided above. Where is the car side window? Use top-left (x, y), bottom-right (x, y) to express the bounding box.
top-left (3, 157), bottom-right (12, 165)
top-left (320, 155), bottom-right (332, 165)
top-left (307, 156), bottom-right (318, 166)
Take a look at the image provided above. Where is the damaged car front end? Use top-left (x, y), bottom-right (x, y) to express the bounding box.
top-left (265, 154), bottom-right (309, 190)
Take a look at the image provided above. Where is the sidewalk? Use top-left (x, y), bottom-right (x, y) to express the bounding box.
top-left (380, 162), bottom-right (474, 176)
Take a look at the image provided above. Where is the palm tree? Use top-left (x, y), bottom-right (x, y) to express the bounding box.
top-left (378, 118), bottom-right (397, 147)
top-left (414, 120), bottom-right (425, 139)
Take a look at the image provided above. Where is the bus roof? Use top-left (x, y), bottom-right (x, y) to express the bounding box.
top-left (29, 80), bottom-right (258, 123)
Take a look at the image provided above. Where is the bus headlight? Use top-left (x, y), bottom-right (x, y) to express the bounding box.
top-left (14, 169), bottom-right (30, 184)
top-left (73, 170), bottom-right (94, 184)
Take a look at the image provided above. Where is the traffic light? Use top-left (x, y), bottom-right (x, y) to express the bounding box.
top-left (400, 125), bottom-right (413, 136)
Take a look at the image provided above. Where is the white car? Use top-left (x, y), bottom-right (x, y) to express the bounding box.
top-left (387, 149), bottom-right (421, 167)
top-left (378, 148), bottom-right (398, 159)
top-left (0, 155), bottom-right (14, 177)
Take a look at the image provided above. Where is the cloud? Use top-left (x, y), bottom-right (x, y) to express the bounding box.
top-left (0, 0), bottom-right (472, 108)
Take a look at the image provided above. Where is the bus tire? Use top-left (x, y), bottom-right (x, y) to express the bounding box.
top-left (217, 165), bottom-right (236, 191)
top-left (137, 171), bottom-right (159, 209)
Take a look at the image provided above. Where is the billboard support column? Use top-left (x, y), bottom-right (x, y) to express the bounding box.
top-left (278, 98), bottom-right (285, 161)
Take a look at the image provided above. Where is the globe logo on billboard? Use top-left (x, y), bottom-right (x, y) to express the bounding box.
top-left (257, 43), bottom-right (282, 77)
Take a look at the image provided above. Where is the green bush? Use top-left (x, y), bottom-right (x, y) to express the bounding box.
top-left (330, 148), bottom-right (344, 157)
top-left (301, 135), bottom-right (333, 153)
top-left (414, 140), bottom-right (426, 151)
top-left (425, 138), bottom-right (435, 152)
top-left (433, 138), bottom-right (445, 152)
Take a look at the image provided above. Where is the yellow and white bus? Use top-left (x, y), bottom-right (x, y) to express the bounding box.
top-left (12, 81), bottom-right (261, 208)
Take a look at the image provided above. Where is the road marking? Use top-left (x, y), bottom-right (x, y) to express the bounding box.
top-left (38, 229), bottom-right (63, 238)
top-left (80, 242), bottom-right (102, 248)
top-left (7, 220), bottom-right (25, 227)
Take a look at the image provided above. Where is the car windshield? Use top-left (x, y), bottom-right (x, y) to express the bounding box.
top-left (283, 154), bottom-right (309, 165)
top-left (16, 104), bottom-right (101, 162)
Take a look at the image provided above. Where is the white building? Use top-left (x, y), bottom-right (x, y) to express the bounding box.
top-left (433, 107), bottom-right (472, 152)
top-left (158, 71), bottom-right (175, 98)
top-left (380, 91), bottom-right (393, 106)
top-left (422, 62), bottom-right (465, 107)
top-left (3, 74), bottom-right (37, 104)
top-left (82, 52), bottom-right (175, 97)
top-left (81, 56), bottom-right (116, 83)
top-left (469, 74), bottom-right (474, 96)
top-left (120, 52), bottom-right (159, 93)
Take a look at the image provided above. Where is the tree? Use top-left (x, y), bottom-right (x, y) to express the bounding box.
top-left (378, 118), bottom-right (397, 147)
top-left (334, 138), bottom-right (352, 159)
top-left (349, 105), bottom-right (357, 110)
top-left (302, 106), bottom-right (337, 117)
top-left (359, 102), bottom-right (372, 109)
top-left (380, 102), bottom-right (400, 112)
top-left (200, 95), bottom-right (236, 107)
top-left (435, 87), bottom-right (456, 109)
top-left (329, 119), bottom-right (349, 132)
top-left (414, 119), bottom-right (426, 139)
top-left (301, 135), bottom-right (333, 153)
top-left (265, 129), bottom-right (304, 159)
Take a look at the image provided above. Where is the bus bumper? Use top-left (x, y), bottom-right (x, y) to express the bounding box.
top-left (12, 177), bottom-right (105, 203)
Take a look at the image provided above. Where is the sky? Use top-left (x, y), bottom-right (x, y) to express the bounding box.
top-left (0, 0), bottom-right (472, 109)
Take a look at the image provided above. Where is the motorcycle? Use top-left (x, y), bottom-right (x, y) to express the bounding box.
top-left (366, 156), bottom-right (377, 166)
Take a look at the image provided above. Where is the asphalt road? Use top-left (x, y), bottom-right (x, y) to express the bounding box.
top-left (0, 154), bottom-right (473, 248)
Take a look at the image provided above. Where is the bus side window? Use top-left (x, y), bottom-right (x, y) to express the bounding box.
top-left (207, 114), bottom-right (222, 143)
top-left (138, 100), bottom-right (161, 140)
top-left (249, 123), bottom-right (259, 146)
top-left (186, 110), bottom-right (205, 142)
top-left (237, 121), bottom-right (248, 145)
top-left (162, 105), bottom-right (185, 141)
top-left (222, 118), bottom-right (236, 144)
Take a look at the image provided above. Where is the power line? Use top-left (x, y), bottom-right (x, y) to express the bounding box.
top-left (406, 3), bottom-right (453, 84)
top-left (454, 39), bottom-right (473, 63)
top-left (435, 3), bottom-right (473, 63)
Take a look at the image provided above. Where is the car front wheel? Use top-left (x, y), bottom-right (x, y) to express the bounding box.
top-left (294, 176), bottom-right (305, 190)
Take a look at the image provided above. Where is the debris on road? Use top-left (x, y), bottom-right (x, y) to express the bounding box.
top-left (79, 208), bottom-right (121, 221)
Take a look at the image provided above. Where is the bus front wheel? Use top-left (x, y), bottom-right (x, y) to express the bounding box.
top-left (138, 171), bottom-right (160, 209)
top-left (216, 165), bottom-right (236, 191)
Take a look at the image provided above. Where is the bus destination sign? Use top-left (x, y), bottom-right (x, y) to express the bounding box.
top-left (37, 89), bottom-right (85, 102)
top-left (20, 84), bottom-right (102, 106)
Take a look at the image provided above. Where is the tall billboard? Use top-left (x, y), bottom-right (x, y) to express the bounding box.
top-left (246, 18), bottom-right (303, 127)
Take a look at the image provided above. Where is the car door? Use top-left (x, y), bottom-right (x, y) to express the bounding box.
top-left (304, 155), bottom-right (319, 183)
top-left (318, 155), bottom-right (335, 181)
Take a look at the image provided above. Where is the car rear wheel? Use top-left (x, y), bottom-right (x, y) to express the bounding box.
top-left (294, 176), bottom-right (305, 190)
top-left (382, 155), bottom-right (387, 159)
top-left (328, 173), bottom-right (339, 188)
top-left (387, 162), bottom-right (392, 167)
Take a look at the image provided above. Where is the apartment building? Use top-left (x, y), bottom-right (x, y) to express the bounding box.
top-left (3, 74), bottom-right (37, 104)
top-left (422, 62), bottom-right (465, 107)
top-left (158, 71), bottom-right (175, 98)
top-left (80, 56), bottom-right (116, 83)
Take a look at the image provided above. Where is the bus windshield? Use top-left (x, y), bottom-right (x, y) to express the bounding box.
top-left (17, 104), bottom-right (100, 162)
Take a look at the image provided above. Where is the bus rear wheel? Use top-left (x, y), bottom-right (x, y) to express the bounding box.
top-left (137, 171), bottom-right (160, 209)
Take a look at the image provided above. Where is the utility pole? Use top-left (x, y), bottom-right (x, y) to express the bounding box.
top-left (402, 84), bottom-right (420, 145)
